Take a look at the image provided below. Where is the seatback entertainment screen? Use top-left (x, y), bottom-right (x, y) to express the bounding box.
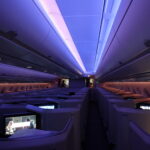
top-left (38, 105), bottom-right (55, 109)
top-left (136, 102), bottom-right (150, 110)
top-left (5, 114), bottom-right (36, 136)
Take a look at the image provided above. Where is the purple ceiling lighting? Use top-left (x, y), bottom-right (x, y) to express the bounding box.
top-left (55, 0), bottom-right (104, 73)
top-left (34, 0), bottom-right (86, 74)
top-left (94, 0), bottom-right (122, 73)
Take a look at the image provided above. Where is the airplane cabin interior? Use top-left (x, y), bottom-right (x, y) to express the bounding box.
top-left (0, 0), bottom-right (150, 150)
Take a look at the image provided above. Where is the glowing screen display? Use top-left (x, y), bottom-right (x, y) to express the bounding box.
top-left (139, 105), bottom-right (150, 110)
top-left (5, 115), bottom-right (36, 135)
top-left (38, 105), bottom-right (55, 109)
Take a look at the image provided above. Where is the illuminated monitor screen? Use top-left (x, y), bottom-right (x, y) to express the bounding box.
top-left (136, 102), bottom-right (150, 110)
top-left (139, 105), bottom-right (150, 110)
top-left (61, 79), bottom-right (69, 88)
top-left (5, 114), bottom-right (36, 136)
top-left (38, 105), bottom-right (55, 109)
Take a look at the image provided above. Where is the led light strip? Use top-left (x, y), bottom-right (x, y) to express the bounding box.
top-left (34, 0), bottom-right (86, 74)
top-left (94, 0), bottom-right (122, 73)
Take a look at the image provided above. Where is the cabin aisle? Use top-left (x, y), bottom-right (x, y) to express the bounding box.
top-left (84, 92), bottom-right (110, 150)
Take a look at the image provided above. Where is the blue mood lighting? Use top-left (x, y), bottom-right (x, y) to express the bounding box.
top-left (94, 0), bottom-right (122, 73)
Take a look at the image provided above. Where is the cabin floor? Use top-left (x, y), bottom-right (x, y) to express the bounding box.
top-left (83, 91), bottom-right (112, 150)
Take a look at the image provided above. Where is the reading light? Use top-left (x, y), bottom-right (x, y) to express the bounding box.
top-left (94, 0), bottom-right (122, 73)
top-left (33, 0), bottom-right (86, 74)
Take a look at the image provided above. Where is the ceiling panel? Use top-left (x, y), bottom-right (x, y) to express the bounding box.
top-left (0, 36), bottom-right (79, 78)
top-left (0, 0), bottom-right (84, 75)
top-left (62, 16), bottom-right (101, 72)
top-left (75, 42), bottom-right (97, 72)
top-left (56, 0), bottom-right (103, 16)
top-left (100, 54), bottom-right (150, 81)
top-left (0, 0), bottom-right (49, 46)
top-left (63, 16), bottom-right (101, 42)
top-left (56, 0), bottom-right (104, 73)
top-left (96, 0), bottom-right (150, 78)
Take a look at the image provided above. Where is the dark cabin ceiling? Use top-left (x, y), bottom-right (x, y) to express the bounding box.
top-left (0, 0), bottom-right (150, 81)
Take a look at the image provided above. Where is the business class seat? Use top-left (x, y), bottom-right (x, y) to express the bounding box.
top-left (0, 83), bottom-right (52, 94)
top-left (25, 89), bottom-right (89, 150)
top-left (103, 87), bottom-right (143, 99)
top-left (101, 82), bottom-right (148, 100)
top-left (26, 104), bottom-right (82, 150)
top-left (0, 117), bottom-right (73, 150)
top-left (134, 98), bottom-right (150, 103)
top-left (129, 121), bottom-right (150, 150)
top-left (96, 82), bottom-right (146, 128)
top-left (115, 110), bottom-right (150, 150)
top-left (0, 87), bottom-right (89, 150)
top-left (97, 97), bottom-right (150, 150)
top-left (97, 82), bottom-right (150, 150)
top-left (96, 88), bottom-right (124, 128)
top-left (133, 89), bottom-right (150, 103)
top-left (0, 103), bottom-right (76, 150)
